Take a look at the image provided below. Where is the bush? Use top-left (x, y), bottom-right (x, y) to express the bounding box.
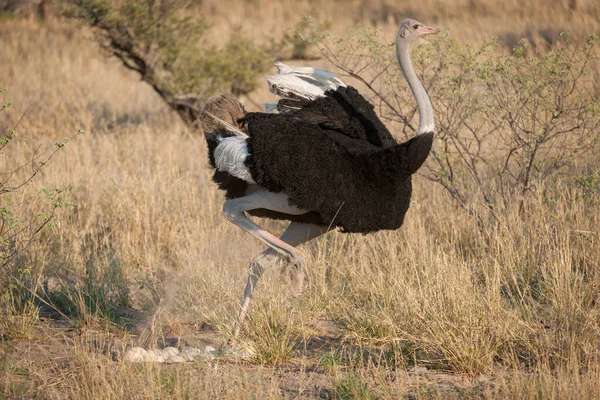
top-left (0, 89), bottom-right (79, 338)
top-left (278, 16), bottom-right (330, 60)
top-left (307, 24), bottom-right (600, 221)
top-left (64, 0), bottom-right (270, 125)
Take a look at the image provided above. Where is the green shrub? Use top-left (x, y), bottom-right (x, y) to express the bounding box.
top-left (64, 0), bottom-right (270, 125)
top-left (307, 25), bottom-right (600, 221)
top-left (0, 90), bottom-right (79, 338)
top-left (279, 16), bottom-right (330, 60)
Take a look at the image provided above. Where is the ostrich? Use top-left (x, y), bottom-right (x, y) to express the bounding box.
top-left (200, 19), bottom-right (437, 344)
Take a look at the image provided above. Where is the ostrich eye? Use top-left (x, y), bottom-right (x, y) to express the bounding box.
top-left (413, 24), bottom-right (419, 29)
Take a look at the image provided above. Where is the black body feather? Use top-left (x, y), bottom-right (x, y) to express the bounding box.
top-left (205, 86), bottom-right (433, 233)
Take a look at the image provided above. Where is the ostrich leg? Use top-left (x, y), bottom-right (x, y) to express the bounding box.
top-left (222, 190), bottom-right (327, 344)
top-left (222, 190), bottom-right (309, 263)
top-left (231, 222), bottom-right (326, 342)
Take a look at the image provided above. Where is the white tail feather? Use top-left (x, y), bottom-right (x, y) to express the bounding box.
top-left (214, 136), bottom-right (255, 183)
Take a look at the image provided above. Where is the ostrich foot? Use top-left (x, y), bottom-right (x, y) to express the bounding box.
top-left (280, 255), bottom-right (305, 298)
top-left (219, 339), bottom-right (254, 359)
top-left (280, 262), bottom-right (304, 298)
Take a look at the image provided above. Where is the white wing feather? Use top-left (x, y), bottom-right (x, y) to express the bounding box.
top-left (266, 74), bottom-right (326, 101)
top-left (274, 61), bottom-right (346, 91)
top-left (265, 62), bottom-right (346, 111)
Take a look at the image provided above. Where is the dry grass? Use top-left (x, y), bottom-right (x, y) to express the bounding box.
top-left (198, 0), bottom-right (600, 44)
top-left (1, 3), bottom-right (600, 398)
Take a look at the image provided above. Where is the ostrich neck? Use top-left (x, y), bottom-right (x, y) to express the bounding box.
top-left (396, 39), bottom-right (434, 135)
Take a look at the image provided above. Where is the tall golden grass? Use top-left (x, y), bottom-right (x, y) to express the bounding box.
top-left (1, 4), bottom-right (599, 398)
top-left (195, 0), bottom-right (600, 55)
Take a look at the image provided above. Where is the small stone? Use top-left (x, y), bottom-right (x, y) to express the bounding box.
top-left (123, 347), bottom-right (147, 362)
top-left (167, 355), bottom-right (185, 363)
top-left (181, 347), bottom-right (204, 357)
top-left (219, 345), bottom-right (252, 360)
top-left (180, 353), bottom-right (195, 362)
top-left (160, 347), bottom-right (180, 358)
top-left (180, 346), bottom-right (215, 361)
top-left (408, 366), bottom-right (428, 374)
top-left (146, 349), bottom-right (166, 363)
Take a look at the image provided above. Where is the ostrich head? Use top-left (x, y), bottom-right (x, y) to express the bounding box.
top-left (397, 19), bottom-right (438, 42)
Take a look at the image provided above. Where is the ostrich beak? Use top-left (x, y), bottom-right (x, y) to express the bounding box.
top-left (417, 25), bottom-right (438, 36)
